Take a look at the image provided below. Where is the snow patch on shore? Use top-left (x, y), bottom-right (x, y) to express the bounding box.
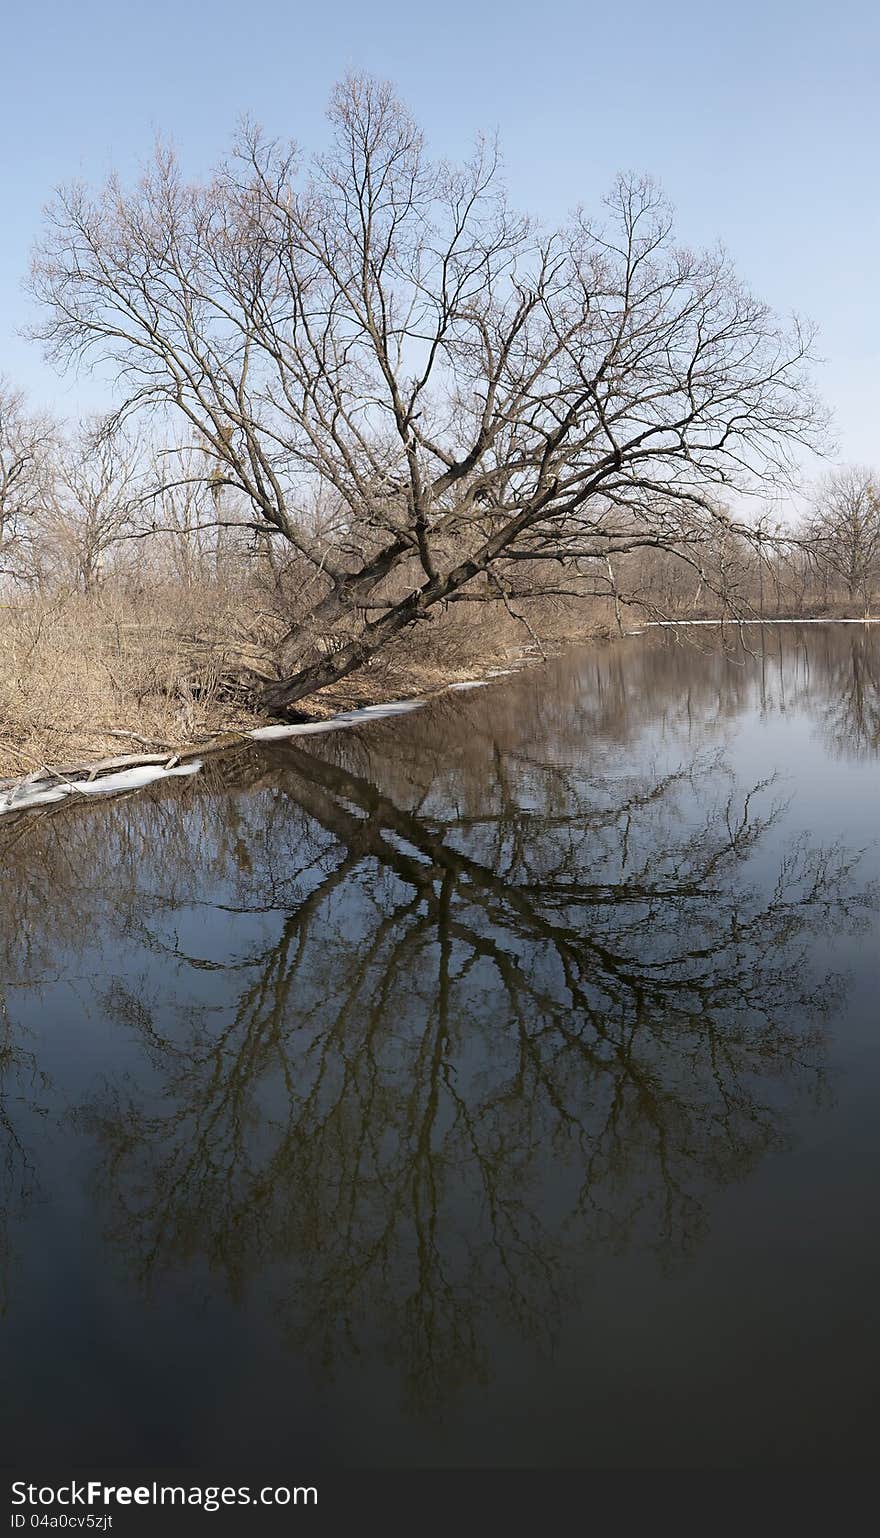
top-left (0, 760), bottom-right (203, 819)
top-left (644, 617), bottom-right (878, 628)
top-left (248, 697), bottom-right (426, 741)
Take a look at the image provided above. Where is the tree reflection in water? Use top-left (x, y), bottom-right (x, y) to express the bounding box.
top-left (0, 1013), bottom-right (47, 1318)
top-left (78, 772), bottom-right (868, 1404)
top-left (806, 629), bottom-right (880, 758)
top-left (1, 626), bottom-right (878, 1412)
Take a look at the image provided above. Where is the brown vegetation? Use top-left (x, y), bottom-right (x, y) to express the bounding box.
top-left (0, 577), bottom-right (613, 776)
top-left (0, 584), bottom-right (256, 775)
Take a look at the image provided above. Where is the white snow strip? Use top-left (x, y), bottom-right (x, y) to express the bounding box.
top-left (249, 698), bottom-right (426, 741)
top-left (446, 680), bottom-right (490, 691)
top-left (0, 759), bottom-right (203, 819)
top-left (357, 699), bottom-right (425, 716)
top-left (248, 720), bottom-right (352, 740)
top-left (644, 617), bottom-right (878, 627)
top-left (72, 761), bottom-right (202, 796)
top-left (0, 783), bottom-right (68, 813)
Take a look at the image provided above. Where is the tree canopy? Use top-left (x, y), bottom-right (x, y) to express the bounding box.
top-left (30, 75), bottom-right (824, 708)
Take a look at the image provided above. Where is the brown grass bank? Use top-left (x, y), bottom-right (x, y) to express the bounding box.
top-left (0, 584), bottom-right (613, 778)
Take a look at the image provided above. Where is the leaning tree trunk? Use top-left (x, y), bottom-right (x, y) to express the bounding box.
top-left (262, 490), bottom-right (561, 713)
top-left (262, 551), bottom-right (491, 714)
top-left (275, 535), bottom-right (415, 675)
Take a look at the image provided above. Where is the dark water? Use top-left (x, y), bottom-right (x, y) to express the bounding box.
top-left (1, 625), bottom-right (879, 1469)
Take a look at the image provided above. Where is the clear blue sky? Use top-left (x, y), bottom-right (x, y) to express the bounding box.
top-left (3, 0), bottom-right (878, 473)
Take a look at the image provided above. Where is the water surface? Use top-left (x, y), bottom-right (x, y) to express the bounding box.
top-left (1, 625), bottom-right (878, 1467)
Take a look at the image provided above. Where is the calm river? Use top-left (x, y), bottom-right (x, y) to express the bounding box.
top-left (1, 625), bottom-right (878, 1467)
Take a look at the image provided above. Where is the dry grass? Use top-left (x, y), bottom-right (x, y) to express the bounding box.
top-left (0, 586), bottom-right (268, 775)
top-left (0, 584), bottom-right (612, 778)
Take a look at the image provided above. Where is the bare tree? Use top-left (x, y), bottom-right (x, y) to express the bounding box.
top-left (42, 419), bottom-right (145, 592)
top-left (0, 379), bottom-right (56, 584)
top-left (802, 467), bottom-right (880, 618)
top-left (144, 441), bottom-right (231, 588)
top-left (30, 75), bottom-right (823, 711)
top-left (139, 438), bottom-right (285, 589)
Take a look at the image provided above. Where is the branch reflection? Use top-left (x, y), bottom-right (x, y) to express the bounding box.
top-left (74, 734), bottom-right (870, 1410)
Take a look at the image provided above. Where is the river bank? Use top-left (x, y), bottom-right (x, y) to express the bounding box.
top-left (0, 584), bottom-right (615, 782)
top-left (0, 620), bottom-right (610, 814)
top-left (4, 608), bottom-right (877, 813)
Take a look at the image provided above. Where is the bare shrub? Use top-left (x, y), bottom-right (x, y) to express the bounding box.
top-left (0, 582), bottom-right (268, 774)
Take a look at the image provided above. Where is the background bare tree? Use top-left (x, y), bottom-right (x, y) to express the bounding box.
top-left (30, 74), bottom-right (823, 713)
top-left (0, 379), bottom-right (56, 584)
top-left (42, 419), bottom-right (144, 592)
top-left (801, 467), bottom-right (880, 618)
